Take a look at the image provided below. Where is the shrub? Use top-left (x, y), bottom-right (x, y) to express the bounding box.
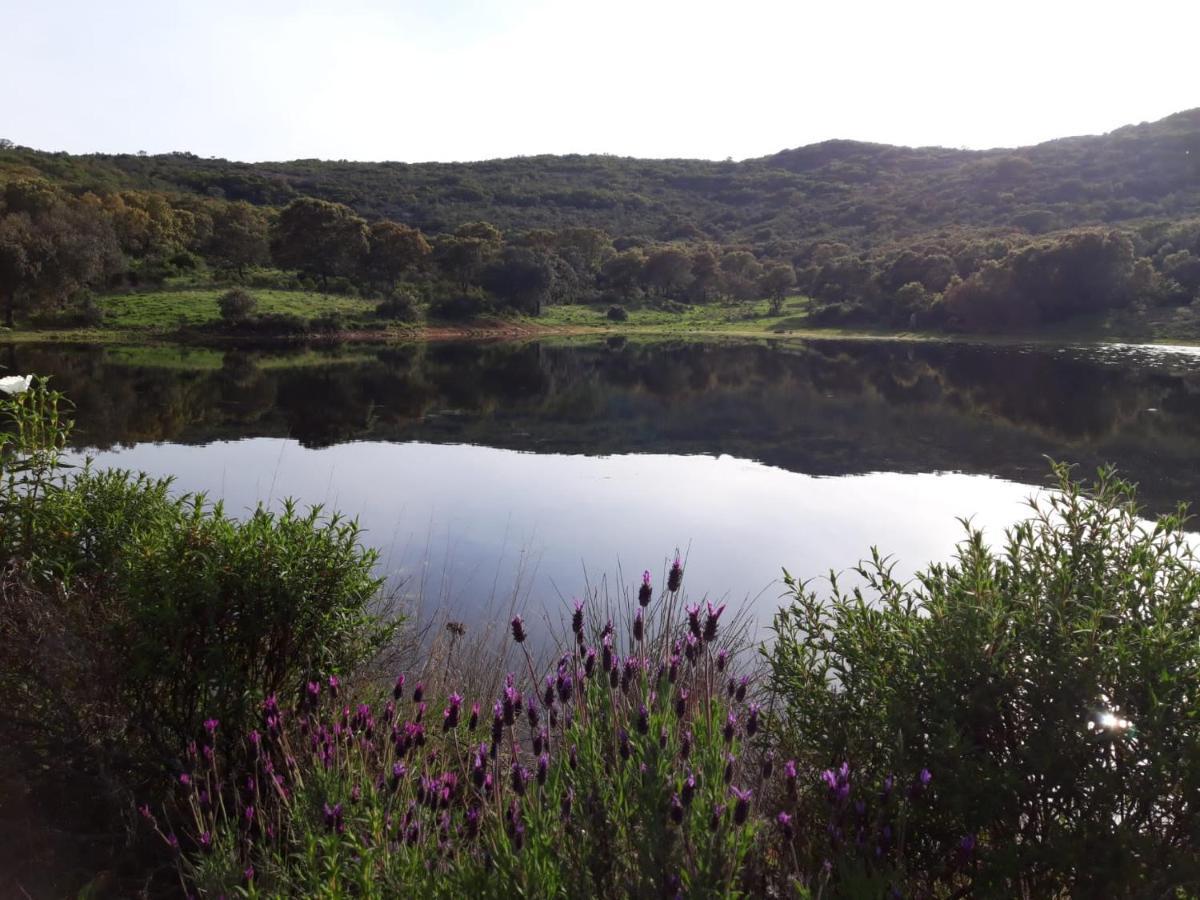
top-left (375, 288), bottom-right (419, 322)
top-left (429, 291), bottom-right (490, 321)
top-left (766, 464), bottom-right (1200, 896)
top-left (1, 379), bottom-right (397, 772)
top-left (606, 304), bottom-right (629, 322)
top-left (216, 288), bottom-right (257, 324)
top-left (309, 311), bottom-right (346, 332)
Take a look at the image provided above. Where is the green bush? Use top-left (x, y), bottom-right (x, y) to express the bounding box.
top-left (766, 464), bottom-right (1200, 896)
top-left (375, 287), bottom-right (419, 322)
top-left (216, 287), bottom-right (257, 323)
top-left (1, 380), bottom-right (397, 767)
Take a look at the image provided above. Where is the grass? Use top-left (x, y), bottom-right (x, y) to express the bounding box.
top-left (97, 287), bottom-right (378, 329)
top-left (535, 296), bottom-right (816, 333)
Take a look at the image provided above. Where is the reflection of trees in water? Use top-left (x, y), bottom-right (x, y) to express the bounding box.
top-left (13, 339), bottom-right (1200, 510)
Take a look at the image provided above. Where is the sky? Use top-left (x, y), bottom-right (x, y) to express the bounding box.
top-left (4, 0), bottom-right (1198, 163)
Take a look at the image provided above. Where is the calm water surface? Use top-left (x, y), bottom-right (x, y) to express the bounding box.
top-left (11, 337), bottom-right (1200, 636)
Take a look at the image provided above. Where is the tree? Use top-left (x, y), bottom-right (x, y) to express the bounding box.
top-left (599, 250), bottom-right (645, 302)
top-left (366, 221), bottom-right (431, 290)
top-left (759, 262), bottom-right (796, 315)
top-left (207, 201), bottom-right (270, 277)
top-left (435, 222), bottom-right (502, 291)
top-left (270, 198), bottom-right (368, 289)
top-left (641, 247), bottom-right (692, 298)
top-left (719, 250), bottom-right (764, 300)
top-left (0, 182), bottom-right (122, 327)
top-left (482, 247), bottom-right (555, 316)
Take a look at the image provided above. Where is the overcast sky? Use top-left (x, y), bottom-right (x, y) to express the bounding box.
top-left (5, 0), bottom-right (1197, 163)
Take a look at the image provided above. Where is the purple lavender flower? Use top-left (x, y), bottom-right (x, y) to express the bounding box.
top-left (561, 788), bottom-right (573, 821)
top-left (639, 570), bottom-right (653, 607)
top-left (730, 786), bottom-right (752, 825)
top-left (633, 609), bottom-right (644, 642)
top-left (619, 728), bottom-right (632, 761)
top-left (680, 730), bottom-right (693, 760)
top-left (178, 773), bottom-right (191, 789)
top-left (503, 685), bottom-right (520, 725)
top-left (327, 675), bottom-right (340, 699)
top-left (468, 702), bottom-right (480, 731)
top-left (724, 753), bottom-right (735, 784)
top-left (669, 793), bottom-right (684, 824)
top-left (491, 701), bottom-right (504, 744)
top-left (684, 633), bottom-right (699, 664)
top-left (511, 615), bottom-right (527, 643)
top-left (601, 635), bottom-right (614, 673)
top-left (681, 771), bottom-right (696, 806)
top-left (392, 674), bottom-right (405, 700)
top-left (685, 603), bottom-right (702, 638)
top-left (556, 672), bottom-right (573, 703)
top-left (392, 761), bottom-right (406, 789)
top-left (668, 654), bottom-right (680, 683)
top-left (710, 804), bottom-right (725, 830)
top-left (537, 753), bottom-right (549, 786)
top-left (761, 751), bottom-right (774, 780)
top-left (957, 833), bottom-right (977, 862)
top-left (244, 865), bottom-right (254, 882)
top-left (443, 693), bottom-right (463, 731)
top-left (746, 703), bottom-right (760, 737)
top-left (716, 649), bottom-right (728, 672)
top-left (620, 656), bottom-right (639, 693)
top-left (702, 600), bottom-right (726, 643)
top-left (412, 682), bottom-right (424, 704)
top-left (584, 646), bottom-right (597, 677)
top-left (465, 805), bottom-right (481, 838)
top-left (203, 718), bottom-right (219, 735)
top-left (667, 554), bottom-right (683, 593)
top-left (527, 695), bottom-right (541, 730)
top-left (723, 710), bottom-right (737, 743)
top-left (572, 598), bottom-right (585, 637)
top-left (533, 728), bottom-right (544, 757)
top-left (636, 703), bottom-right (649, 734)
top-left (323, 802), bottom-right (345, 833)
top-left (735, 676), bottom-right (748, 703)
top-left (511, 763), bottom-right (529, 796)
top-left (776, 811), bottom-right (794, 839)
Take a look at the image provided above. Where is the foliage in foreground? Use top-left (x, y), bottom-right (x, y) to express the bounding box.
top-left (154, 552), bottom-right (953, 899)
top-left (0, 378), bottom-right (396, 780)
top-left (768, 463), bottom-right (1200, 896)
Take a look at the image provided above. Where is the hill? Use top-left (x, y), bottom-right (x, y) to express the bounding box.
top-left (2, 110), bottom-right (1200, 336)
top-left (4, 110), bottom-right (1199, 249)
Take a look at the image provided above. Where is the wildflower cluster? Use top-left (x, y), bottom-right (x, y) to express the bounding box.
top-left (149, 556), bottom-right (811, 896)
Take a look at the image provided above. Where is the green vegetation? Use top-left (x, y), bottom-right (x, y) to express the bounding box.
top-left (0, 379), bottom-right (397, 892)
top-left (98, 284), bottom-right (376, 329)
top-left (768, 463), bottom-right (1200, 895)
top-left (3, 110), bottom-right (1200, 342)
top-left (2, 380), bottom-right (1199, 895)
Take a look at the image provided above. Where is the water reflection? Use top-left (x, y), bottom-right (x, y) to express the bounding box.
top-left (7, 336), bottom-right (1199, 628)
top-left (10, 338), bottom-right (1199, 508)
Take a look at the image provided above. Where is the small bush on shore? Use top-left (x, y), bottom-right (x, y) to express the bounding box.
top-left (767, 463), bottom-right (1200, 896)
top-left (1, 378), bottom-right (396, 781)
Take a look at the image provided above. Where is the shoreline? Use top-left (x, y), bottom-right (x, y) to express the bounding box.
top-left (1, 319), bottom-right (1198, 350)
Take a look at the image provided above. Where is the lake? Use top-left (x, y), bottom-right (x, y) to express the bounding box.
top-left (10, 336), bottom-right (1200, 640)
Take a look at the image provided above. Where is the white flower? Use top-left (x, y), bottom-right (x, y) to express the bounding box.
top-left (0, 374), bottom-right (33, 396)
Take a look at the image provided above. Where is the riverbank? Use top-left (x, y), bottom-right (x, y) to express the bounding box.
top-left (2, 284), bottom-right (1198, 348)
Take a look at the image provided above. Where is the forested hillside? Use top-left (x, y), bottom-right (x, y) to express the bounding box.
top-left (2, 109), bottom-right (1200, 334)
